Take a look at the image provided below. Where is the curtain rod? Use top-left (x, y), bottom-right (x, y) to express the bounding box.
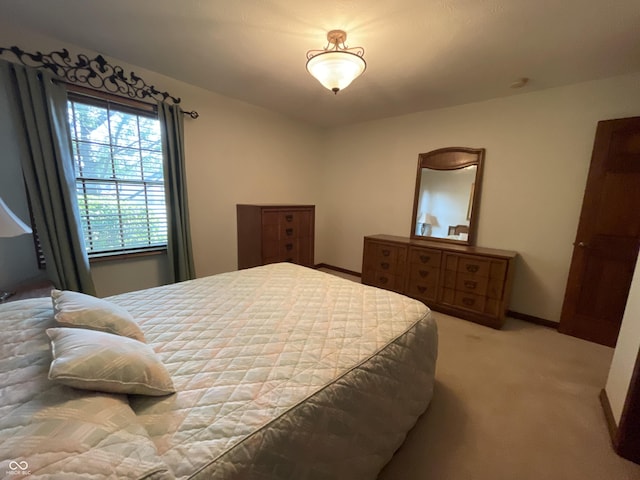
top-left (0, 45), bottom-right (199, 119)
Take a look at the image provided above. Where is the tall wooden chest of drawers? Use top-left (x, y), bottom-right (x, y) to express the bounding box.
top-left (237, 205), bottom-right (314, 269)
top-left (362, 234), bottom-right (517, 328)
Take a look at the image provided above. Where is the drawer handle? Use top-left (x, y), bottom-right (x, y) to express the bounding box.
top-left (419, 270), bottom-right (429, 278)
top-left (286, 243), bottom-right (293, 251)
top-left (380, 262), bottom-right (390, 270)
top-left (462, 297), bottom-right (475, 306)
top-left (464, 280), bottom-right (477, 290)
top-left (285, 228), bottom-right (293, 236)
top-left (379, 276), bottom-right (389, 285)
top-left (417, 286), bottom-right (427, 293)
top-left (382, 249), bottom-right (391, 257)
top-left (420, 255), bottom-right (430, 263)
top-left (466, 264), bottom-right (479, 273)
top-left (285, 214), bottom-right (293, 222)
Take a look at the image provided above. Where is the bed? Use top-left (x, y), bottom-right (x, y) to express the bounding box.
top-left (0, 262), bottom-right (438, 479)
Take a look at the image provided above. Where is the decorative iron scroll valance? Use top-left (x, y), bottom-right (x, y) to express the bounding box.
top-left (0, 46), bottom-right (199, 118)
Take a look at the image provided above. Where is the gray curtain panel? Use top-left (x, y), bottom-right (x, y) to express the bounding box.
top-left (158, 102), bottom-right (195, 283)
top-left (0, 60), bottom-right (96, 295)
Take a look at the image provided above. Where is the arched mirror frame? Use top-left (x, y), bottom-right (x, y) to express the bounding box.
top-left (410, 147), bottom-right (485, 246)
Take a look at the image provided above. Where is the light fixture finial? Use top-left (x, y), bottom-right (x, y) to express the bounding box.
top-left (306, 29), bottom-right (366, 94)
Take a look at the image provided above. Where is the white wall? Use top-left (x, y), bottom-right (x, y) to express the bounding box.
top-left (183, 93), bottom-right (322, 280)
top-left (91, 254), bottom-right (172, 298)
top-left (605, 255), bottom-right (640, 424)
top-left (317, 73), bottom-right (640, 322)
top-left (0, 23), bottom-right (323, 297)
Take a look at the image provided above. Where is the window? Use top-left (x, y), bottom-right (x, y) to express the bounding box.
top-left (67, 93), bottom-right (167, 257)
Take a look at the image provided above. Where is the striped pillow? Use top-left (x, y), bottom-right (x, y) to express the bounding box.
top-left (52, 289), bottom-right (145, 342)
top-left (47, 327), bottom-right (175, 396)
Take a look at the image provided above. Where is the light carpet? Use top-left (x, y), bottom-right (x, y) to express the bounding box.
top-left (317, 268), bottom-right (640, 479)
top-left (379, 312), bottom-right (640, 480)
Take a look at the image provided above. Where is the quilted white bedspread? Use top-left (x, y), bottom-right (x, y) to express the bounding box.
top-left (0, 263), bottom-right (437, 479)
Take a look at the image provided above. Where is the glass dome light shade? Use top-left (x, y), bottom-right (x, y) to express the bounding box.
top-left (306, 51), bottom-right (366, 94)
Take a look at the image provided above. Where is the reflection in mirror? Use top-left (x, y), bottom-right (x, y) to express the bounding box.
top-left (410, 147), bottom-right (485, 246)
top-left (415, 166), bottom-right (477, 240)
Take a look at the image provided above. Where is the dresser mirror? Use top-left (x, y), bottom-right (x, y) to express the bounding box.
top-left (410, 147), bottom-right (485, 246)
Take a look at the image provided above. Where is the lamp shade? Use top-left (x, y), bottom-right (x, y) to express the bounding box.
top-left (426, 214), bottom-right (440, 228)
top-left (306, 51), bottom-right (366, 93)
top-left (0, 197), bottom-right (32, 238)
top-left (418, 213), bottom-right (439, 227)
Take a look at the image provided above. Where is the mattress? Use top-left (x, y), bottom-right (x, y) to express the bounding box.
top-left (0, 263), bottom-right (437, 479)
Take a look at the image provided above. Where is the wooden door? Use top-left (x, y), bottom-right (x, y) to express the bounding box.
top-left (559, 117), bottom-right (640, 347)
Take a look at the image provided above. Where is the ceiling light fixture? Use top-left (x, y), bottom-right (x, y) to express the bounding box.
top-left (306, 30), bottom-right (366, 94)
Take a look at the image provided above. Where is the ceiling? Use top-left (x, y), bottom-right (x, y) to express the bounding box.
top-left (1, 0), bottom-right (639, 127)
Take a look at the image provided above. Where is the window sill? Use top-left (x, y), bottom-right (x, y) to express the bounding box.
top-left (88, 248), bottom-right (167, 263)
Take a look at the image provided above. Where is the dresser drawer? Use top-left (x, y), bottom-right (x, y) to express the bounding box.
top-left (457, 256), bottom-right (490, 277)
top-left (364, 256), bottom-right (401, 275)
top-left (279, 223), bottom-right (308, 239)
top-left (262, 211), bottom-right (312, 240)
top-left (440, 287), bottom-right (486, 313)
top-left (263, 239), bottom-right (300, 263)
top-left (370, 242), bottom-right (403, 263)
top-left (407, 281), bottom-right (438, 302)
top-left (455, 272), bottom-right (488, 296)
top-left (409, 264), bottom-right (439, 286)
top-left (453, 290), bottom-right (486, 314)
top-left (363, 268), bottom-right (404, 292)
top-left (408, 247), bottom-right (441, 267)
top-left (263, 245), bottom-right (311, 266)
top-left (363, 242), bottom-right (406, 272)
top-left (280, 211), bottom-right (297, 224)
top-left (281, 209), bottom-right (313, 227)
top-left (279, 239), bottom-right (299, 259)
top-left (262, 209), bottom-right (312, 226)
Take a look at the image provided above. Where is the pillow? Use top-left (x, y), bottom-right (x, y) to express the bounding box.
top-left (47, 327), bottom-right (175, 396)
top-left (51, 289), bottom-right (145, 342)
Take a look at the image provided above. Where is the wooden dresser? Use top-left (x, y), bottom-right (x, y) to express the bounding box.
top-left (362, 234), bottom-right (517, 328)
top-left (237, 205), bottom-right (315, 269)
